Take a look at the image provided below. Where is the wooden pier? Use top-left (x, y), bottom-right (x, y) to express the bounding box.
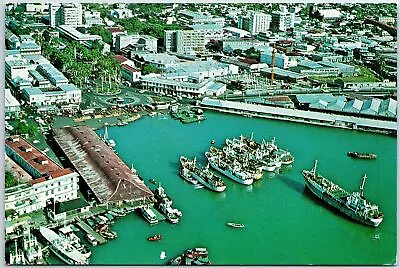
top-left (75, 217), bottom-right (107, 245)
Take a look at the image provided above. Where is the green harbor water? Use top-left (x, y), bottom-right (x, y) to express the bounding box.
top-left (89, 111), bottom-right (396, 265)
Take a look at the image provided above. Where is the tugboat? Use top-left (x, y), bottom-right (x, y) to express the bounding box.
top-left (302, 161), bottom-right (384, 227)
top-left (205, 146), bottom-right (254, 185)
top-left (148, 234), bottom-right (163, 241)
top-left (347, 152), bottom-right (377, 160)
top-left (180, 156), bottom-right (226, 192)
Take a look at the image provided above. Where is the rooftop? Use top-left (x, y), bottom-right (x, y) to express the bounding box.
top-left (53, 126), bottom-right (154, 204)
top-left (5, 135), bottom-right (70, 178)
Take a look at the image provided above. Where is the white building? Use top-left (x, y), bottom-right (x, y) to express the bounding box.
top-left (222, 38), bottom-right (269, 53)
top-left (22, 84), bottom-right (81, 108)
top-left (131, 52), bottom-right (181, 70)
top-left (5, 136), bottom-right (80, 215)
top-left (141, 75), bottom-right (226, 98)
top-left (164, 30), bottom-right (206, 55)
top-left (84, 10), bottom-right (103, 26)
top-left (191, 24), bottom-right (224, 43)
top-left (238, 11), bottom-right (271, 35)
top-left (5, 88), bottom-right (21, 117)
top-left (115, 34), bottom-right (158, 52)
top-left (270, 6), bottom-right (295, 33)
top-left (50, 3), bottom-right (83, 28)
top-left (165, 60), bottom-right (239, 81)
top-left (178, 10), bottom-right (225, 27)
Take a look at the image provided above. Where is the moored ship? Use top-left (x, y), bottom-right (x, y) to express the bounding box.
top-left (205, 146), bottom-right (254, 185)
top-left (180, 156), bottom-right (226, 192)
top-left (39, 227), bottom-right (88, 265)
top-left (347, 152), bottom-right (377, 160)
top-left (302, 161), bottom-right (383, 227)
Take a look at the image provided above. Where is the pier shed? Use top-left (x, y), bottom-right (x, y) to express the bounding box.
top-left (52, 126), bottom-right (154, 206)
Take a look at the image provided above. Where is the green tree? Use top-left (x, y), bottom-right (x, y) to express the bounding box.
top-left (5, 171), bottom-right (19, 188)
top-left (89, 25), bottom-right (113, 44)
top-left (142, 64), bottom-right (162, 75)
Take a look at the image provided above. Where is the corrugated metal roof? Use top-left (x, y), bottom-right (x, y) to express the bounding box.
top-left (360, 98), bottom-right (381, 115)
top-left (53, 126), bottom-right (153, 204)
top-left (296, 94), bottom-right (335, 104)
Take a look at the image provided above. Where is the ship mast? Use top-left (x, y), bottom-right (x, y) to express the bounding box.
top-left (312, 160), bottom-right (318, 176)
top-left (360, 174), bottom-right (367, 197)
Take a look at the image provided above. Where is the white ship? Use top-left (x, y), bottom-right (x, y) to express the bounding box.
top-left (39, 227), bottom-right (88, 265)
top-left (205, 147), bottom-right (254, 185)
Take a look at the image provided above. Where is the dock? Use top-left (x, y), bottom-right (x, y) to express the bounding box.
top-left (75, 217), bottom-right (107, 245)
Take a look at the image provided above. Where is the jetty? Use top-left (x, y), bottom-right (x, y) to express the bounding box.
top-left (75, 217), bottom-right (107, 245)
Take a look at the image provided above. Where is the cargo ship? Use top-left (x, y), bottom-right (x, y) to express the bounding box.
top-left (180, 156), bottom-right (226, 192)
top-left (302, 161), bottom-right (383, 227)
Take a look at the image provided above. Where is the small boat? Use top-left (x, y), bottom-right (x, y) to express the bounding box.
top-left (227, 222), bottom-right (245, 228)
top-left (347, 152), bottom-right (377, 160)
top-left (147, 234), bottom-right (162, 241)
top-left (85, 234), bottom-right (97, 247)
top-left (160, 251), bottom-right (166, 260)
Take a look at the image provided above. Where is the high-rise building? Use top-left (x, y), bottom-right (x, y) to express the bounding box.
top-left (164, 30), bottom-right (206, 55)
top-left (238, 11), bottom-right (271, 35)
top-left (49, 3), bottom-right (82, 28)
top-left (270, 6), bottom-right (295, 33)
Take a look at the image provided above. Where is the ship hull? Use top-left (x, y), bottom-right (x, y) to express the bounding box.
top-left (207, 158), bottom-right (253, 185)
top-left (191, 172), bottom-right (226, 192)
top-left (304, 176), bottom-right (382, 227)
top-left (179, 170), bottom-right (199, 185)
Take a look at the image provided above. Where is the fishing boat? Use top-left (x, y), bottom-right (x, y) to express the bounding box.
top-left (347, 152), bottom-right (377, 160)
top-left (302, 161), bottom-right (383, 227)
top-left (205, 146), bottom-right (254, 185)
top-left (39, 227), bottom-right (88, 265)
top-left (22, 229), bottom-right (45, 264)
top-left (154, 185), bottom-right (182, 224)
top-left (180, 156), bottom-right (226, 192)
top-left (227, 222), bottom-right (245, 228)
top-left (147, 234), bottom-right (162, 241)
top-left (168, 248), bottom-right (211, 265)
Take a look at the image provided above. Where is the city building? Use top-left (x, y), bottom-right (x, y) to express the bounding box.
top-left (22, 84), bottom-right (81, 111)
top-left (223, 27), bottom-right (251, 38)
top-left (164, 30), bottom-right (206, 55)
top-left (5, 88), bottom-right (21, 117)
top-left (24, 3), bottom-right (48, 13)
top-left (106, 27), bottom-right (127, 47)
top-left (5, 136), bottom-right (80, 215)
top-left (177, 9), bottom-right (225, 27)
top-left (260, 67), bottom-right (306, 82)
top-left (290, 60), bottom-right (340, 77)
top-left (360, 98), bottom-right (382, 116)
top-left (260, 49), bottom-right (298, 69)
top-left (318, 61), bottom-right (356, 76)
top-left (109, 8), bottom-right (133, 19)
top-left (378, 98), bottom-right (397, 118)
top-left (375, 16), bottom-right (396, 24)
top-left (37, 63), bottom-right (69, 86)
top-left (315, 9), bottom-right (343, 21)
top-left (190, 24), bottom-right (224, 43)
top-left (220, 57), bottom-right (269, 73)
top-left (238, 11), bottom-right (271, 35)
top-left (50, 3), bottom-right (83, 28)
top-left (164, 60), bottom-right (239, 81)
top-left (115, 34), bottom-right (158, 52)
top-left (270, 6), bottom-right (295, 33)
top-left (5, 28), bottom-right (20, 50)
top-left (222, 38), bottom-right (269, 53)
top-left (57, 25), bottom-right (102, 43)
top-left (115, 55), bottom-right (141, 82)
top-left (129, 52), bottom-right (181, 70)
top-left (83, 10), bottom-right (103, 26)
top-left (140, 75), bottom-right (227, 98)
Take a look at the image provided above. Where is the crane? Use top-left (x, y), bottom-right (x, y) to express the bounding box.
top-left (270, 44), bottom-right (276, 84)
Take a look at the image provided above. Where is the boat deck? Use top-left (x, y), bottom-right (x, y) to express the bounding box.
top-left (149, 207), bottom-right (166, 221)
top-left (75, 217), bottom-right (107, 245)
